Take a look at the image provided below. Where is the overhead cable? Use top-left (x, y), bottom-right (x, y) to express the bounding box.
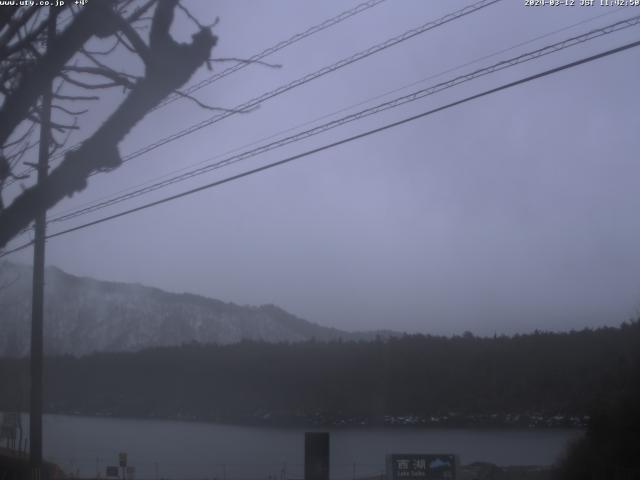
top-left (46, 14), bottom-right (640, 225)
top-left (3, 36), bottom-right (639, 259)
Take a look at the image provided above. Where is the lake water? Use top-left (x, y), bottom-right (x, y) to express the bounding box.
top-left (27, 414), bottom-right (581, 479)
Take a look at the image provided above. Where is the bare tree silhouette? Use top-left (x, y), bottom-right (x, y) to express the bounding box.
top-left (0, 0), bottom-right (219, 249)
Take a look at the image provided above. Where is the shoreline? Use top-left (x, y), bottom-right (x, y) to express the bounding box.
top-left (29, 410), bottom-right (589, 431)
top-left (0, 450), bottom-right (558, 480)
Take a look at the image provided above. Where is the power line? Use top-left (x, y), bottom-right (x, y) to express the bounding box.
top-left (6, 0), bottom-right (505, 243)
top-left (20, 0), bottom-right (498, 178)
top-left (44, 13), bottom-right (640, 226)
top-left (4, 0), bottom-right (388, 184)
top-left (156, 0), bottom-right (389, 109)
top-left (47, 6), bottom-right (627, 222)
top-left (109, 0), bottom-right (501, 167)
top-left (3, 37), bottom-right (639, 259)
top-left (6, 0), bottom-right (503, 222)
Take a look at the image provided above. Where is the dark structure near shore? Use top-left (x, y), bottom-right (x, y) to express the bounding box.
top-left (305, 432), bottom-right (329, 480)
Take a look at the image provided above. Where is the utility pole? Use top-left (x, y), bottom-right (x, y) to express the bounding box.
top-left (30, 7), bottom-right (56, 480)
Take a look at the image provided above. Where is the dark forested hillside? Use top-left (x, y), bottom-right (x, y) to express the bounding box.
top-left (1, 321), bottom-right (638, 427)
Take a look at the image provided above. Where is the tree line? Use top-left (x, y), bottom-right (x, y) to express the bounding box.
top-left (0, 321), bottom-right (638, 427)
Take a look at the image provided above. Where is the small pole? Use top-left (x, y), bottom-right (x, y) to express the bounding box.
top-left (29, 10), bottom-right (56, 480)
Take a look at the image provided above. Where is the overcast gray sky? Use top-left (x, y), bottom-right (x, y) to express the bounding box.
top-left (5, 0), bottom-right (640, 335)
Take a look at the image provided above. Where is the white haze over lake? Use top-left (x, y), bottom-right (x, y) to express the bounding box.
top-left (33, 414), bottom-right (580, 478)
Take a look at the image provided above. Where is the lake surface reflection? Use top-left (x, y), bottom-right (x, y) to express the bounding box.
top-left (32, 414), bottom-right (581, 479)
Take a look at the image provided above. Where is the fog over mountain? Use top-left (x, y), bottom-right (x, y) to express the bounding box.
top-left (4, 1), bottom-right (640, 336)
top-left (0, 262), bottom-right (394, 357)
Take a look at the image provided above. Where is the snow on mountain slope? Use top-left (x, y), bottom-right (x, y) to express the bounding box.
top-left (0, 262), bottom-right (389, 356)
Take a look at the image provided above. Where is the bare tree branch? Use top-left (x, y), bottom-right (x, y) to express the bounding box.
top-left (58, 71), bottom-right (126, 91)
top-left (0, 0), bottom-right (218, 248)
top-left (177, 2), bottom-right (218, 31)
top-left (2, 122), bottom-right (35, 149)
top-left (113, 14), bottom-right (152, 64)
top-left (172, 89), bottom-right (257, 113)
top-left (50, 120), bottom-right (77, 155)
top-left (51, 104), bottom-right (89, 116)
top-left (5, 140), bottom-right (33, 172)
top-left (114, 31), bottom-right (137, 55)
top-left (82, 37), bottom-right (120, 56)
top-left (62, 65), bottom-right (138, 89)
top-left (0, 2), bottom-right (119, 147)
top-left (80, 48), bottom-right (141, 81)
top-left (127, 0), bottom-right (158, 24)
top-left (0, 6), bottom-right (21, 34)
top-left (52, 93), bottom-right (100, 101)
top-left (0, 15), bottom-right (48, 60)
top-left (26, 112), bottom-right (80, 132)
top-left (0, 7), bottom-right (37, 55)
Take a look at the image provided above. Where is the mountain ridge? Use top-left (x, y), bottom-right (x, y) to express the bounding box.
top-left (0, 261), bottom-right (397, 357)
